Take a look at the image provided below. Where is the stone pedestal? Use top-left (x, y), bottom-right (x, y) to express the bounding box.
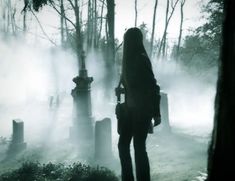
top-left (8, 119), bottom-right (27, 154)
top-left (70, 51), bottom-right (94, 151)
top-left (160, 92), bottom-right (171, 132)
top-left (95, 118), bottom-right (112, 159)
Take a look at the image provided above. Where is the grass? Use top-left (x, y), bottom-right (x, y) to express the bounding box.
top-left (0, 162), bottom-right (119, 181)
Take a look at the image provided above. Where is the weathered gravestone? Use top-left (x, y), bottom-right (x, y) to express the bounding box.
top-left (160, 92), bottom-right (171, 132)
top-left (8, 119), bottom-right (27, 154)
top-left (95, 118), bottom-right (112, 159)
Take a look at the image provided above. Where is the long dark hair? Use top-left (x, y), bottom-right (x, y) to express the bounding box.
top-left (122, 28), bottom-right (148, 81)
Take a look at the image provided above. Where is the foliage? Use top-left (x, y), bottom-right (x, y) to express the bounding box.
top-left (0, 162), bottom-right (119, 181)
top-left (176, 0), bottom-right (223, 72)
top-left (31, 0), bottom-right (50, 12)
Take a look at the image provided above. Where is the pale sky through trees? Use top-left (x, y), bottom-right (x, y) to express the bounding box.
top-left (0, 0), bottom-right (208, 46)
top-left (115, 0), bottom-right (207, 43)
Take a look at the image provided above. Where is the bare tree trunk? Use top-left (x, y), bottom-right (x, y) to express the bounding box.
top-left (87, 0), bottom-right (90, 46)
top-left (106, 0), bottom-right (115, 64)
top-left (176, 0), bottom-right (186, 59)
top-left (105, 0), bottom-right (115, 97)
top-left (11, 3), bottom-right (16, 35)
top-left (23, 10), bottom-right (27, 32)
top-left (74, 0), bottom-right (83, 69)
top-left (207, 0), bottom-right (235, 180)
top-left (135, 0), bottom-right (137, 26)
top-left (158, 0), bottom-right (169, 58)
top-left (98, 0), bottom-right (105, 47)
top-left (158, 0), bottom-right (179, 58)
top-left (90, 0), bottom-right (94, 48)
top-left (87, 0), bottom-right (92, 50)
top-left (94, 0), bottom-right (98, 48)
top-left (150, 0), bottom-right (158, 58)
top-left (60, 0), bottom-right (65, 45)
top-left (22, 0), bottom-right (29, 33)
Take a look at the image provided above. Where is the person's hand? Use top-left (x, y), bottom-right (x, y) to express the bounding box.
top-left (115, 87), bottom-right (125, 96)
top-left (153, 116), bottom-right (161, 127)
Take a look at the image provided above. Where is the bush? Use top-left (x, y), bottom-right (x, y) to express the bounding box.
top-left (0, 162), bottom-right (119, 181)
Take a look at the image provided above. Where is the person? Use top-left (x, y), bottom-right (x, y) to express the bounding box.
top-left (117, 27), bottom-right (160, 181)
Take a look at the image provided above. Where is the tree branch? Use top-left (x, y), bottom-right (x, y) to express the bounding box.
top-left (49, 1), bottom-right (76, 28)
top-left (167, 0), bottom-right (180, 24)
top-left (67, 0), bottom-right (76, 10)
top-left (30, 8), bottom-right (57, 46)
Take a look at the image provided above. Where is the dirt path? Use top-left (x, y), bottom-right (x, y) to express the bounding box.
top-left (147, 130), bottom-right (208, 181)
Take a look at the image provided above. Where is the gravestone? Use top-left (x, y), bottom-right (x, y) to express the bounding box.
top-left (95, 118), bottom-right (112, 159)
top-left (160, 92), bottom-right (171, 132)
top-left (8, 119), bottom-right (27, 154)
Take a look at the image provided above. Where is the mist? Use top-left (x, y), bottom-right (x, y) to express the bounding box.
top-left (0, 35), bottom-right (215, 153)
top-left (153, 60), bottom-right (216, 139)
top-left (0, 0), bottom-right (219, 180)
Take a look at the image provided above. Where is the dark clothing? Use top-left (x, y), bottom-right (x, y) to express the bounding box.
top-left (123, 53), bottom-right (158, 117)
top-left (118, 108), bottom-right (152, 181)
top-left (118, 53), bottom-right (157, 181)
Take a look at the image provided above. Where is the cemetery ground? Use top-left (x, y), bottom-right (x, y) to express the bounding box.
top-left (0, 130), bottom-right (208, 181)
top-left (0, 95), bottom-right (209, 181)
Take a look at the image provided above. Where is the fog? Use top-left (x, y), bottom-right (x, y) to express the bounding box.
top-left (0, 36), bottom-right (216, 138)
top-left (0, 34), bottom-right (216, 180)
top-left (153, 60), bottom-right (216, 139)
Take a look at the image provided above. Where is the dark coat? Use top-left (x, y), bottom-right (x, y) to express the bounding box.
top-left (122, 53), bottom-right (159, 117)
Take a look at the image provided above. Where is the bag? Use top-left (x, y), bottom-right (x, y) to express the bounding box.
top-left (115, 79), bottom-right (128, 134)
top-left (115, 102), bottom-right (128, 134)
top-left (152, 84), bottom-right (161, 125)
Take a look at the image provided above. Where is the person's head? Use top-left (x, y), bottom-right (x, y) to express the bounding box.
top-left (122, 28), bottom-right (147, 73)
top-left (123, 28), bottom-right (146, 57)
top-left (123, 27), bottom-right (143, 51)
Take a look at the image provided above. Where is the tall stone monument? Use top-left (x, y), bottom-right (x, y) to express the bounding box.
top-left (70, 51), bottom-right (94, 148)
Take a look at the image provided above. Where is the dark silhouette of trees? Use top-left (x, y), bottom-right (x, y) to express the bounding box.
top-left (207, 0), bottom-right (235, 180)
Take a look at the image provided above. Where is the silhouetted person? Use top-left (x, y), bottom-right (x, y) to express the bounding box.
top-left (117, 28), bottom-right (160, 181)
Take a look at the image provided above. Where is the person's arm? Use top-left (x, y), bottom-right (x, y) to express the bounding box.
top-left (115, 75), bottom-right (125, 99)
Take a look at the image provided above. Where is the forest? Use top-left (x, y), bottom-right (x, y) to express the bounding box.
top-left (0, 0), bottom-right (234, 181)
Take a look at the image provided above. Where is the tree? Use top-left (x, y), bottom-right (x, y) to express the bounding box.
top-left (106, 0), bottom-right (115, 65)
top-left (22, 0), bottom-right (29, 33)
top-left (104, 0), bottom-right (115, 97)
top-left (207, 0), bottom-right (235, 180)
top-left (29, 0), bottom-right (83, 66)
top-left (86, 0), bottom-right (99, 50)
top-left (0, 0), bottom-right (17, 36)
top-left (176, 0), bottom-right (186, 59)
top-left (134, 0), bottom-right (138, 26)
top-left (97, 0), bottom-right (105, 47)
top-left (150, 0), bottom-right (158, 58)
top-left (60, 0), bottom-right (65, 45)
top-left (177, 0), bottom-right (223, 73)
top-left (158, 0), bottom-right (180, 58)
